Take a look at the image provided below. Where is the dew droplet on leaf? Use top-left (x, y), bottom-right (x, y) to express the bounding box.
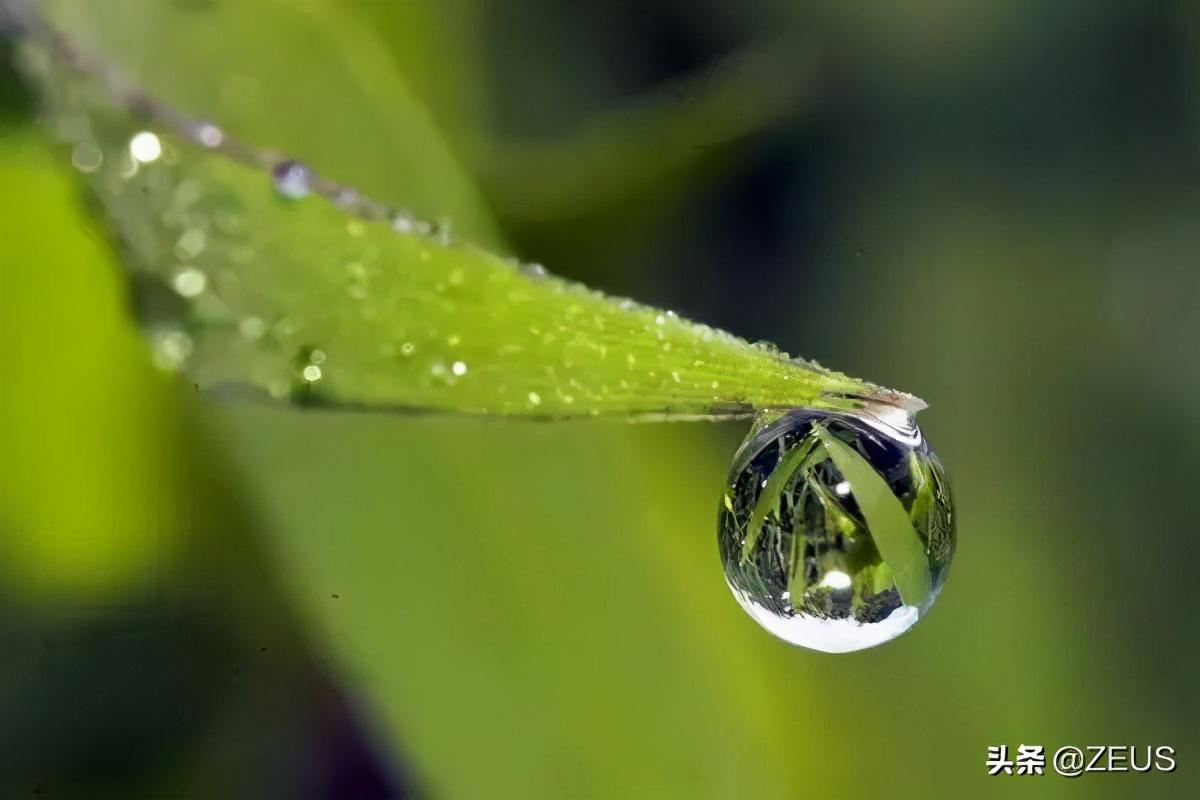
top-left (271, 159), bottom-right (312, 199)
top-left (172, 267), bottom-right (207, 297)
top-left (194, 122), bottom-right (224, 148)
top-left (718, 409), bottom-right (955, 653)
top-left (128, 131), bottom-right (162, 163)
top-left (71, 142), bottom-right (103, 173)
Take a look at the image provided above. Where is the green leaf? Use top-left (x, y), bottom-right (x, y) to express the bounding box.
top-left (14, 4), bottom-right (922, 421)
top-left (812, 424), bottom-right (931, 606)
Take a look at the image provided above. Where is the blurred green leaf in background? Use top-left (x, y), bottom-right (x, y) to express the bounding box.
top-left (2, 0), bottom-right (1199, 798)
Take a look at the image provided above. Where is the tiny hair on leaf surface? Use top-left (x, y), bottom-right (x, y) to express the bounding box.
top-left (11, 0), bottom-right (924, 421)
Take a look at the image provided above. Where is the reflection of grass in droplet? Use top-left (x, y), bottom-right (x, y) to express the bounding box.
top-left (740, 434), bottom-right (818, 563)
top-left (813, 423), bottom-right (931, 607)
top-left (905, 449), bottom-right (954, 576)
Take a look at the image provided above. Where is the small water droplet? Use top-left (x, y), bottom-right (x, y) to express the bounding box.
top-left (172, 267), bottom-right (207, 298)
top-left (129, 131), bottom-right (162, 163)
top-left (309, 349), bottom-right (327, 365)
top-left (527, 391), bottom-right (542, 406)
top-left (302, 364), bottom-right (323, 382)
top-left (391, 212), bottom-right (416, 233)
top-left (522, 262), bottom-right (547, 278)
top-left (399, 342), bottom-right (416, 356)
top-left (151, 329), bottom-right (192, 369)
top-left (195, 122), bottom-right (224, 148)
top-left (451, 360), bottom-right (468, 376)
top-left (719, 409), bottom-right (954, 653)
top-left (71, 142), bottom-right (103, 173)
top-left (271, 160), bottom-right (312, 199)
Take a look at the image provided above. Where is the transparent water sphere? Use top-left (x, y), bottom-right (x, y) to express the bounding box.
top-left (718, 408), bottom-right (954, 653)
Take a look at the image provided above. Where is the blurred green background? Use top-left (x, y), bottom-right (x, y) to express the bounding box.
top-left (2, 0), bottom-right (1198, 797)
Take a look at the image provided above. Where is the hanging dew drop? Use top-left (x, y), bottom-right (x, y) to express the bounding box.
top-left (718, 408), bottom-right (954, 653)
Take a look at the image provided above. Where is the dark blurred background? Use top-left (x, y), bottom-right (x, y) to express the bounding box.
top-left (1, 0), bottom-right (1198, 797)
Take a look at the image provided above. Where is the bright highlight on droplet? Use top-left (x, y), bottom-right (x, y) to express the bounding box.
top-left (302, 364), bottom-right (323, 382)
top-left (819, 571), bottom-right (853, 590)
top-left (718, 409), bottom-right (955, 653)
top-left (451, 360), bottom-right (468, 376)
top-left (129, 131), bottom-right (162, 163)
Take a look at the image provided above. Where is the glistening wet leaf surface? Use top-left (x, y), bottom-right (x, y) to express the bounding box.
top-left (15, 6), bottom-right (919, 420)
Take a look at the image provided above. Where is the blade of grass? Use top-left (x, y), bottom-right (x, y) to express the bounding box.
top-left (9, 1), bottom-right (923, 421)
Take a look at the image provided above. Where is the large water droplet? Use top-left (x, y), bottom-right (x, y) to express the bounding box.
top-left (718, 409), bottom-right (954, 653)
